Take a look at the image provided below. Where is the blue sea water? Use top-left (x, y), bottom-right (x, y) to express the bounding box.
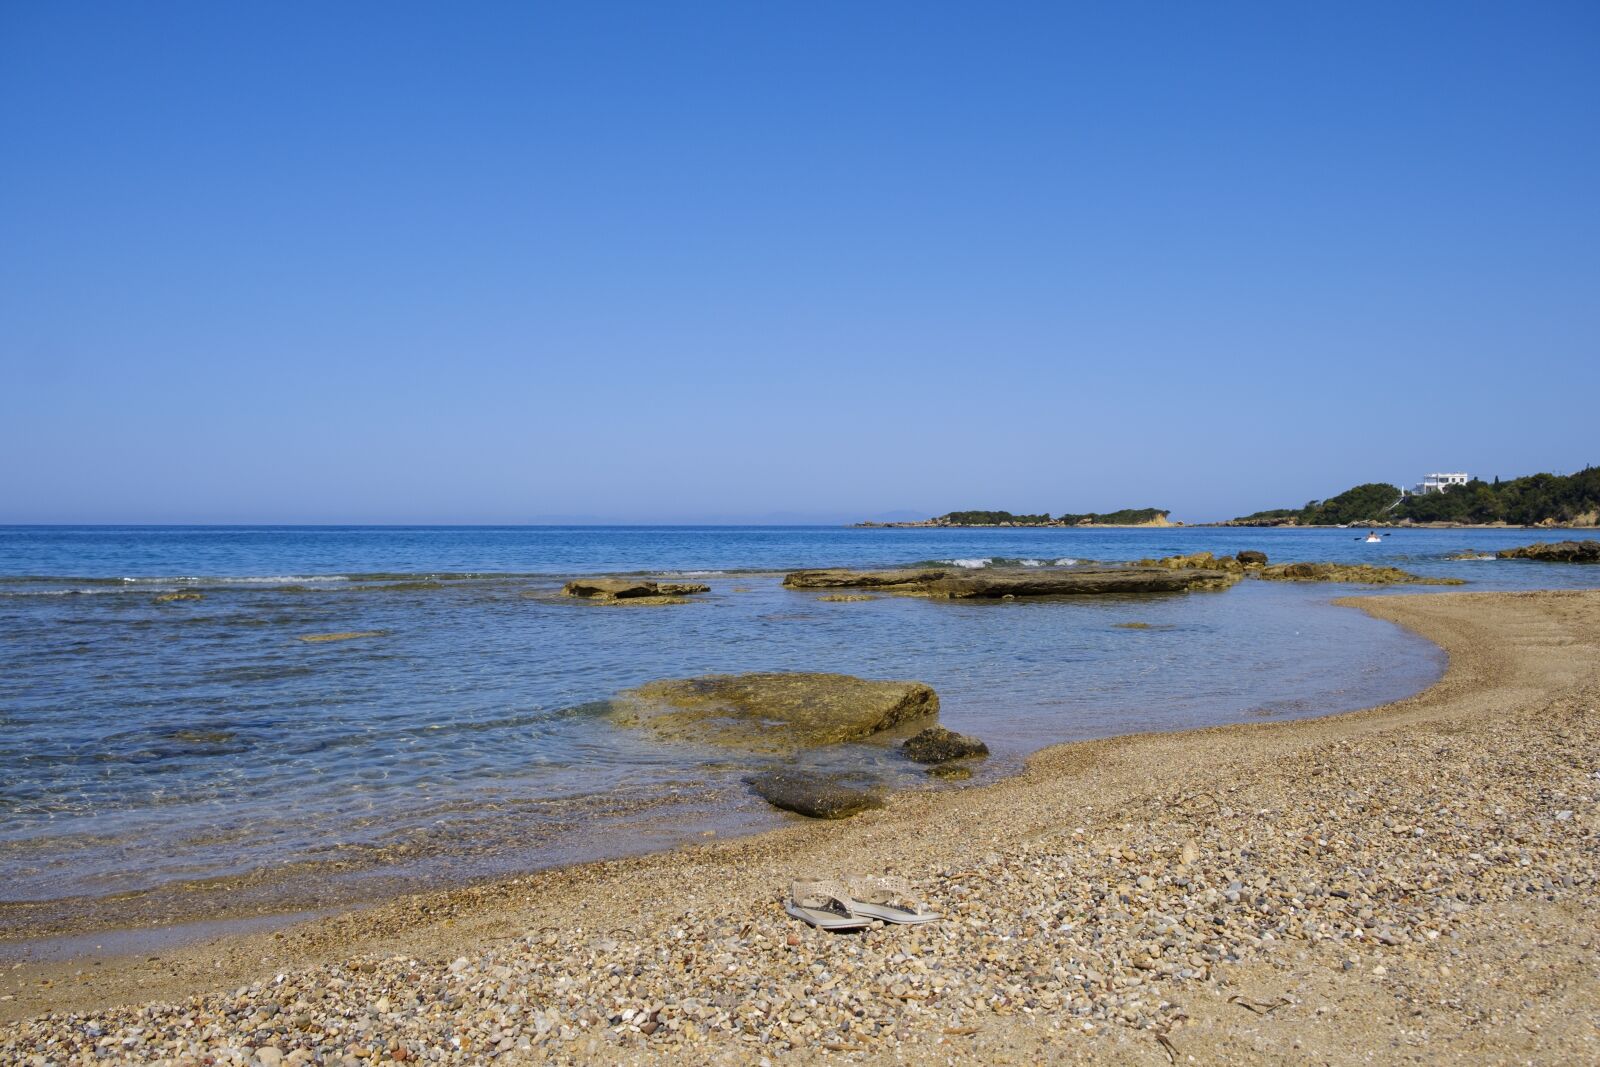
top-left (1, 525), bottom-right (1596, 924)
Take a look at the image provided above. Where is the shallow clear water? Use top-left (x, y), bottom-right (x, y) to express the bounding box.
top-left (1, 525), bottom-right (1594, 912)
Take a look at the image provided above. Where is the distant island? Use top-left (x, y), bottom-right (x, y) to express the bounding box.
top-left (856, 508), bottom-right (1174, 528)
top-left (1221, 465), bottom-right (1600, 528)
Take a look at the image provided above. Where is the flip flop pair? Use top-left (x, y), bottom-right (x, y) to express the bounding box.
top-left (785, 876), bottom-right (940, 930)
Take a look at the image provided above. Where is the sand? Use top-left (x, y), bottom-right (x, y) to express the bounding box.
top-left (3, 589), bottom-right (1598, 1064)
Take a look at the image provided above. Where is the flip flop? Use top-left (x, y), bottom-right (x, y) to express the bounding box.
top-left (785, 879), bottom-right (870, 931)
top-left (845, 876), bottom-right (941, 924)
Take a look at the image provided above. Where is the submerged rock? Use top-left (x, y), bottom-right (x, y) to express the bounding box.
top-left (152, 591), bottom-right (203, 604)
top-left (817, 593), bottom-right (877, 602)
top-left (745, 769), bottom-right (886, 819)
top-left (786, 566), bottom-right (1239, 598)
top-left (561, 579), bottom-right (711, 601)
top-left (1255, 563), bottom-right (1464, 585)
top-left (903, 726), bottom-right (989, 764)
top-left (927, 764), bottom-right (973, 781)
top-left (1496, 540), bottom-right (1600, 563)
top-left (1445, 549), bottom-right (1495, 561)
top-left (607, 672), bottom-right (938, 752)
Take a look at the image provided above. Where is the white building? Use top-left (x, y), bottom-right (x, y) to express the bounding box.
top-left (1413, 472), bottom-right (1470, 495)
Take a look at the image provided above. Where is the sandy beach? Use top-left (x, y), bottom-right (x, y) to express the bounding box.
top-left (4, 588), bottom-right (1598, 1064)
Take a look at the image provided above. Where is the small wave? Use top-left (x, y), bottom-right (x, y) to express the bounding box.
top-left (656, 570), bottom-right (726, 578)
top-left (936, 557), bottom-right (1083, 569)
top-left (114, 575), bottom-right (352, 585)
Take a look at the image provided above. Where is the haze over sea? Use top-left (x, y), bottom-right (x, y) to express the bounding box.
top-left (4, 523), bottom-right (1598, 932)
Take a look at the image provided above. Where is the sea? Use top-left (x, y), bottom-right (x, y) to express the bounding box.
top-left (3, 524), bottom-right (1596, 935)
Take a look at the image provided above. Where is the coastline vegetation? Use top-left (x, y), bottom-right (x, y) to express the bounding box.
top-left (1229, 465), bottom-right (1600, 527)
top-left (904, 507), bottom-right (1171, 527)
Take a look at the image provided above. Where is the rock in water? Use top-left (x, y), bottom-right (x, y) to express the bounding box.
top-left (783, 568), bottom-right (951, 589)
top-left (903, 726), bottom-right (989, 764)
top-left (786, 567), bottom-right (1239, 597)
top-left (1136, 551), bottom-right (1244, 573)
top-left (745, 769), bottom-right (886, 819)
top-left (152, 591), bottom-right (203, 603)
top-left (607, 672), bottom-right (938, 752)
top-left (1255, 562), bottom-right (1464, 585)
top-left (1236, 550), bottom-right (1268, 566)
top-left (1496, 540), bottom-right (1600, 563)
top-left (561, 579), bottom-right (710, 600)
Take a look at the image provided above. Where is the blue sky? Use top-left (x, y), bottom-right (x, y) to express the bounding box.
top-left (2, 2), bottom-right (1596, 523)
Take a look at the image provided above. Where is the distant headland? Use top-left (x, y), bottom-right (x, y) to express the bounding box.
top-left (1219, 465), bottom-right (1600, 528)
top-left (855, 508), bottom-right (1175, 528)
top-left (855, 465), bottom-right (1600, 530)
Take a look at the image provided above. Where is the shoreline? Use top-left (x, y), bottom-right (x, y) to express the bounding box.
top-left (4, 588), bottom-right (1597, 1063)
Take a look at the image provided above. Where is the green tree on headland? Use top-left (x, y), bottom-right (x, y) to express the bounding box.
top-left (1228, 465), bottom-right (1600, 526)
top-left (1054, 508), bottom-right (1168, 525)
top-left (932, 508), bottom-right (1169, 526)
top-left (1302, 483), bottom-right (1404, 525)
top-left (1396, 466), bottom-right (1600, 525)
top-left (939, 510), bottom-right (1054, 525)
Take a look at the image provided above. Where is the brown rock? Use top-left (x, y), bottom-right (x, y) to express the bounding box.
top-left (1496, 540), bottom-right (1600, 563)
top-left (745, 769), bottom-right (887, 819)
top-left (607, 672), bottom-right (938, 752)
top-left (1255, 562), bottom-right (1464, 585)
top-left (561, 579), bottom-right (709, 600)
top-left (903, 726), bottom-right (989, 764)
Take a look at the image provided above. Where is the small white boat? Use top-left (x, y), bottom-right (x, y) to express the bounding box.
top-left (1364, 531), bottom-right (1382, 543)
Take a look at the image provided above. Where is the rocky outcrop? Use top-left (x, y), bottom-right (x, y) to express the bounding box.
top-left (745, 769), bottom-right (886, 819)
top-left (902, 726), bottom-right (989, 764)
top-left (1497, 540), bottom-right (1600, 563)
top-left (561, 579), bottom-right (710, 601)
top-left (1136, 551), bottom-right (1247, 574)
top-left (1255, 563), bottom-right (1464, 585)
top-left (607, 672), bottom-right (938, 753)
top-left (785, 566), bottom-right (1239, 598)
top-left (783, 568), bottom-right (950, 589)
top-left (1236, 550), bottom-right (1268, 566)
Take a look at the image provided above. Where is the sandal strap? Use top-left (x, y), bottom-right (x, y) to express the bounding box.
top-left (791, 878), bottom-right (854, 913)
top-left (846, 875), bottom-right (927, 912)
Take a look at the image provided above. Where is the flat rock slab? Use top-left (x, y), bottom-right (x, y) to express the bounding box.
top-left (608, 671), bottom-right (938, 752)
top-left (561, 579), bottom-right (711, 600)
top-left (916, 569), bottom-right (1240, 597)
top-left (1256, 563), bottom-right (1464, 585)
top-left (783, 568), bottom-right (950, 589)
top-left (785, 566), bottom-right (1237, 597)
top-left (745, 769), bottom-right (886, 819)
top-left (1497, 540), bottom-right (1600, 563)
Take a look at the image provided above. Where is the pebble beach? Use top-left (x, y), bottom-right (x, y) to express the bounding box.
top-left (4, 588), bottom-right (1598, 1064)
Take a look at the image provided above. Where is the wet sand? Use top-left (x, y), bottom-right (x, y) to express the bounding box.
top-left (3, 589), bottom-right (1598, 1064)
